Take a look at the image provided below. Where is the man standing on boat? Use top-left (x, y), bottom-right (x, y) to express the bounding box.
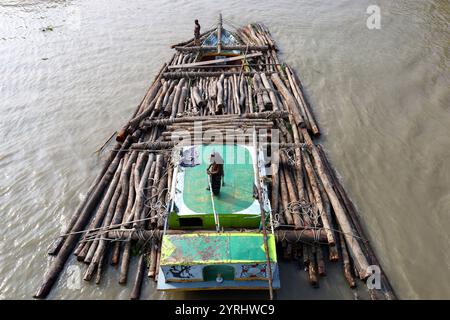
top-left (206, 151), bottom-right (225, 195)
top-left (194, 19), bottom-right (201, 45)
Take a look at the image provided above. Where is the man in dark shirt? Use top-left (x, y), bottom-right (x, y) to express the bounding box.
top-left (206, 152), bottom-right (225, 194)
top-left (194, 19), bottom-right (201, 45)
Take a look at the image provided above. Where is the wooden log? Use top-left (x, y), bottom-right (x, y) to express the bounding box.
top-left (317, 145), bottom-right (396, 298)
top-left (85, 159), bottom-right (125, 279)
top-left (170, 78), bottom-right (186, 119)
top-left (280, 159), bottom-right (303, 229)
top-left (156, 173), bottom-right (169, 229)
top-left (119, 240), bottom-right (132, 284)
top-left (301, 128), bottom-right (369, 278)
top-left (155, 81), bottom-right (169, 111)
top-left (142, 159), bottom-right (157, 224)
top-left (132, 152), bottom-right (152, 228)
top-left (35, 131), bottom-right (140, 299)
top-left (107, 229), bottom-right (328, 244)
top-left (168, 52), bottom-right (263, 69)
top-left (252, 74), bottom-right (265, 112)
top-left (313, 157), bottom-right (340, 262)
top-left (247, 81), bottom-right (254, 113)
top-left (149, 154), bottom-right (163, 226)
top-left (279, 171), bottom-right (293, 225)
top-left (110, 151), bottom-right (137, 227)
top-left (147, 85), bottom-right (165, 116)
top-left (162, 80), bottom-right (178, 116)
top-left (131, 141), bottom-right (175, 150)
top-left (122, 163), bottom-right (136, 226)
top-left (130, 254), bottom-right (146, 300)
top-left (238, 75), bottom-right (246, 110)
top-left (302, 149), bottom-right (336, 246)
top-left (271, 73), bottom-right (304, 127)
top-left (285, 67), bottom-right (309, 129)
top-left (287, 116), bottom-right (306, 202)
top-left (164, 119), bottom-right (273, 128)
top-left (163, 87), bottom-right (176, 116)
top-left (74, 154), bottom-right (125, 259)
top-left (83, 238), bottom-right (99, 264)
top-left (148, 240), bottom-right (157, 278)
top-left (216, 74), bottom-right (224, 109)
top-left (286, 66), bottom-right (320, 135)
top-left (316, 245), bottom-right (326, 276)
top-left (192, 86), bottom-right (206, 108)
top-left (173, 45), bottom-right (269, 52)
top-left (303, 170), bottom-right (314, 227)
top-left (340, 232), bottom-right (356, 288)
top-left (163, 71), bottom-right (275, 79)
top-left (255, 73), bottom-right (272, 108)
top-left (177, 86), bottom-right (188, 116)
top-left (223, 78), bottom-right (229, 114)
top-left (94, 249), bottom-right (106, 284)
top-left (176, 53), bottom-right (183, 65)
top-left (260, 73), bottom-right (279, 110)
top-left (110, 241), bottom-right (121, 266)
top-left (270, 147), bottom-right (280, 220)
top-left (189, 87), bottom-right (198, 114)
top-left (230, 74), bottom-right (237, 114)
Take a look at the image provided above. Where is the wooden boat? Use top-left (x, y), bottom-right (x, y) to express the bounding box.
top-left (35, 15), bottom-right (396, 300)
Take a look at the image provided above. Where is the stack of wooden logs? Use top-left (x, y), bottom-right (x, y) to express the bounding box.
top-left (34, 22), bottom-right (395, 300)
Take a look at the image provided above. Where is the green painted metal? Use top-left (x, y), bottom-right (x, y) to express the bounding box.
top-left (183, 144), bottom-right (255, 213)
top-left (169, 144), bottom-right (261, 229)
top-left (160, 232), bottom-right (277, 266)
top-left (168, 212), bottom-right (260, 229)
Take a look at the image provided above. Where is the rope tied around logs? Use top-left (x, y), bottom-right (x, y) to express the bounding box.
top-left (275, 228), bottom-right (326, 246)
top-left (281, 145), bottom-right (308, 165)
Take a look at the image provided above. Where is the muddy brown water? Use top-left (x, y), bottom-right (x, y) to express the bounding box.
top-left (1, 0), bottom-right (449, 299)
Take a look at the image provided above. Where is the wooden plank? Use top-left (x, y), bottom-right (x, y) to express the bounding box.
top-left (163, 71), bottom-right (274, 79)
top-left (174, 45), bottom-right (269, 52)
top-left (167, 52), bottom-right (263, 70)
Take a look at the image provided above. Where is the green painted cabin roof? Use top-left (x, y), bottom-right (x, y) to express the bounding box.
top-left (160, 232), bottom-right (277, 266)
top-left (182, 144), bottom-right (256, 214)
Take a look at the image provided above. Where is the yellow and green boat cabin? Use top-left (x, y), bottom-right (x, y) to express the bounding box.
top-left (157, 143), bottom-right (280, 291)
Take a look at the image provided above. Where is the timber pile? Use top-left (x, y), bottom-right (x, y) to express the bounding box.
top-left (35, 21), bottom-right (395, 300)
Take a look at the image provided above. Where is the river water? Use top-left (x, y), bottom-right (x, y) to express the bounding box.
top-left (1, 0), bottom-right (449, 299)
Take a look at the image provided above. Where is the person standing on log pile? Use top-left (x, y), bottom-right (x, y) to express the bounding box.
top-left (194, 20), bottom-right (201, 45)
top-left (206, 151), bottom-right (224, 195)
